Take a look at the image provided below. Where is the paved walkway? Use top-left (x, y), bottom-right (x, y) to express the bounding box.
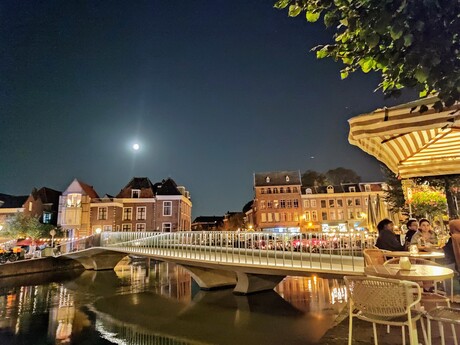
top-left (319, 278), bottom-right (460, 344)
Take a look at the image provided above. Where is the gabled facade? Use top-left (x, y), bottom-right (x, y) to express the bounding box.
top-left (90, 177), bottom-right (192, 233)
top-left (23, 187), bottom-right (61, 225)
top-left (252, 171), bottom-right (302, 232)
top-left (57, 179), bottom-right (99, 237)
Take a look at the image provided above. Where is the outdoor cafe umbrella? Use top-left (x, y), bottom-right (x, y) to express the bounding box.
top-left (348, 96), bottom-right (460, 179)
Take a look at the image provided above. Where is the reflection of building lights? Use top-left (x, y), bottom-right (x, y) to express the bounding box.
top-left (330, 287), bottom-right (348, 304)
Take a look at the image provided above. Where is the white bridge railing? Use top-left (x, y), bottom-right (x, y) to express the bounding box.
top-left (98, 231), bottom-right (377, 274)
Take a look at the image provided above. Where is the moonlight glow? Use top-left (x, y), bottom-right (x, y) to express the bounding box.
top-left (132, 143), bottom-right (140, 151)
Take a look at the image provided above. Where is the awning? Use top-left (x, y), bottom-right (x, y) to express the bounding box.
top-left (348, 97), bottom-right (460, 178)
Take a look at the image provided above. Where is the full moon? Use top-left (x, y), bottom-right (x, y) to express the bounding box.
top-left (132, 143), bottom-right (140, 151)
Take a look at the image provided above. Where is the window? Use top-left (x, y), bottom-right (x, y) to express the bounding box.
top-left (303, 200), bottom-right (310, 208)
top-left (321, 212), bottom-right (328, 220)
top-left (311, 200), bottom-right (317, 208)
top-left (280, 187), bottom-right (284, 193)
top-left (364, 184), bottom-right (371, 192)
top-left (28, 202), bottom-right (32, 212)
top-left (123, 207), bottom-right (132, 221)
top-left (337, 199), bottom-right (343, 207)
top-left (116, 225), bottom-right (120, 231)
top-left (286, 187), bottom-right (291, 193)
top-left (136, 223), bottom-right (146, 231)
top-left (348, 210), bottom-right (354, 219)
top-left (267, 213), bottom-right (273, 222)
top-left (67, 193), bottom-right (82, 207)
top-left (261, 213), bottom-right (267, 222)
top-left (162, 223), bottom-right (172, 232)
top-left (293, 213), bottom-right (299, 221)
top-left (347, 198), bottom-right (353, 207)
top-left (355, 198), bottom-right (361, 206)
top-left (98, 207), bottom-right (108, 220)
top-left (356, 209), bottom-right (363, 218)
top-left (274, 200), bottom-right (279, 208)
top-left (260, 188), bottom-right (265, 194)
top-left (274, 213), bottom-right (280, 222)
top-left (293, 199), bottom-right (299, 208)
top-left (305, 211), bottom-right (311, 221)
top-left (329, 211), bottom-right (336, 220)
top-left (287, 213), bottom-right (293, 221)
top-left (337, 209), bottom-right (344, 220)
top-left (136, 206), bottom-right (146, 220)
top-left (349, 186), bottom-right (356, 192)
top-left (281, 213), bottom-right (287, 221)
top-left (122, 224), bottom-right (132, 231)
top-left (280, 200), bottom-right (286, 208)
top-left (131, 189), bottom-right (141, 198)
top-left (320, 200), bottom-right (327, 208)
top-left (273, 188), bottom-right (278, 194)
top-left (327, 185), bottom-right (334, 194)
top-left (266, 176), bottom-right (270, 183)
top-left (267, 188), bottom-right (272, 194)
top-left (163, 201), bottom-right (172, 216)
top-left (365, 197), bottom-right (369, 205)
top-left (312, 211), bottom-right (318, 221)
top-left (305, 188), bottom-right (312, 194)
top-left (260, 200), bottom-right (266, 209)
top-left (328, 199), bottom-right (335, 208)
top-left (267, 201), bottom-right (273, 208)
top-left (287, 200), bottom-right (292, 208)
top-left (103, 225), bottom-right (112, 231)
top-left (285, 175), bottom-right (290, 182)
top-left (42, 212), bottom-right (52, 224)
top-left (293, 187), bottom-right (298, 193)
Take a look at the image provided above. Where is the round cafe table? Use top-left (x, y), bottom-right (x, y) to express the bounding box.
top-left (364, 264), bottom-right (454, 300)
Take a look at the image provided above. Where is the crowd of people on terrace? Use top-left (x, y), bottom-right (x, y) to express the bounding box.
top-left (375, 217), bottom-right (460, 277)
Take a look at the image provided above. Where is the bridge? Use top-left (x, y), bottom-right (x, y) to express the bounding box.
top-left (58, 231), bottom-right (376, 294)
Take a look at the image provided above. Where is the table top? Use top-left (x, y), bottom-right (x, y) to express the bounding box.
top-left (382, 250), bottom-right (445, 259)
top-left (364, 264), bottom-right (454, 281)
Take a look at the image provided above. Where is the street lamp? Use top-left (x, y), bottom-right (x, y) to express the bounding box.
top-left (95, 228), bottom-right (102, 235)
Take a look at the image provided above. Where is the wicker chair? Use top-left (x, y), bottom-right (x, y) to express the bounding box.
top-left (363, 248), bottom-right (387, 267)
top-left (344, 276), bottom-right (427, 345)
top-left (426, 306), bottom-right (459, 345)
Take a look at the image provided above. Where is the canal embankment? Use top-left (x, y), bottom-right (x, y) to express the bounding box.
top-left (0, 256), bottom-right (83, 278)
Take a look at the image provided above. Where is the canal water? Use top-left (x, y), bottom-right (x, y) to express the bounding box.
top-left (0, 258), bottom-right (347, 345)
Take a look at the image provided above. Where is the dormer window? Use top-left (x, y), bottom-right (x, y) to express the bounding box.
top-left (132, 189), bottom-right (140, 198)
top-left (349, 186), bottom-right (356, 192)
top-left (66, 193), bottom-right (82, 207)
top-left (364, 184), bottom-right (371, 192)
top-left (327, 185), bottom-right (334, 194)
top-left (266, 176), bottom-right (270, 183)
top-left (285, 175), bottom-right (290, 182)
top-left (306, 188), bottom-right (312, 194)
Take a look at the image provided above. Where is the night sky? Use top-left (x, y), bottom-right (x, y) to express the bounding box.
top-left (1, 1), bottom-right (415, 217)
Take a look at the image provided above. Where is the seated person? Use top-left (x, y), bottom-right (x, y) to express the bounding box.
top-left (410, 218), bottom-right (437, 247)
top-left (375, 218), bottom-right (405, 251)
top-left (404, 219), bottom-right (418, 249)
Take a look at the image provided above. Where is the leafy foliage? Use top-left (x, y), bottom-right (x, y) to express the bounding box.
top-left (325, 167), bottom-right (361, 185)
top-left (301, 169), bottom-right (327, 187)
top-left (381, 165), bottom-right (407, 214)
top-left (3, 213), bottom-right (56, 240)
top-left (410, 190), bottom-right (447, 219)
top-left (274, 0), bottom-right (460, 107)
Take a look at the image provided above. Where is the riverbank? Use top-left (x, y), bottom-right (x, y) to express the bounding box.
top-left (0, 256), bottom-right (83, 278)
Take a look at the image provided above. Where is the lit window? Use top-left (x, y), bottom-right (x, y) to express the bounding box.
top-left (260, 200), bottom-right (266, 209)
top-left (67, 193), bottom-right (82, 207)
top-left (42, 212), bottom-right (52, 224)
top-left (267, 213), bottom-right (273, 222)
top-left (136, 206), bottom-right (146, 220)
top-left (285, 175), bottom-right (290, 182)
top-left (136, 223), bottom-right (146, 231)
top-left (305, 188), bottom-right (312, 194)
top-left (274, 213), bottom-right (280, 221)
top-left (266, 176), bottom-right (270, 183)
top-left (337, 209), bottom-right (344, 220)
top-left (303, 200), bottom-right (310, 208)
top-left (327, 185), bottom-right (334, 194)
top-left (305, 211), bottom-right (311, 221)
top-left (311, 200), bottom-right (317, 208)
top-left (132, 189), bottom-right (141, 198)
top-left (163, 201), bottom-right (172, 216)
top-left (364, 184), bottom-right (371, 192)
top-left (123, 207), bottom-right (132, 221)
top-left (98, 207), bottom-right (107, 220)
top-left (312, 211), bottom-right (318, 221)
top-left (261, 213), bottom-right (267, 222)
top-left (28, 202), bottom-right (33, 212)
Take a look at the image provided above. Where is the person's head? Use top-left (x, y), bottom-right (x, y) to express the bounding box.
top-left (448, 219), bottom-right (460, 235)
top-left (407, 219), bottom-right (419, 231)
top-left (377, 219), bottom-right (394, 233)
top-left (419, 218), bottom-right (431, 232)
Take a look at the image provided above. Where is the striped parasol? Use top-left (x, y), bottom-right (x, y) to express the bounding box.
top-left (348, 97), bottom-right (460, 178)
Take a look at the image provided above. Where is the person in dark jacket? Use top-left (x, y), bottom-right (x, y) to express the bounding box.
top-left (404, 219), bottom-right (419, 248)
top-left (375, 218), bottom-right (405, 251)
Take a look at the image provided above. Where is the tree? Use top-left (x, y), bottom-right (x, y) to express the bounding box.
top-left (3, 213), bottom-right (55, 240)
top-left (274, 0), bottom-right (460, 109)
top-left (325, 167), bottom-right (361, 185)
top-left (381, 165), bottom-right (407, 215)
top-left (301, 170), bottom-right (326, 187)
top-left (410, 189), bottom-right (447, 220)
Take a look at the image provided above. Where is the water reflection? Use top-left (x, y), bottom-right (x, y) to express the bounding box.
top-left (0, 258), bottom-right (347, 345)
